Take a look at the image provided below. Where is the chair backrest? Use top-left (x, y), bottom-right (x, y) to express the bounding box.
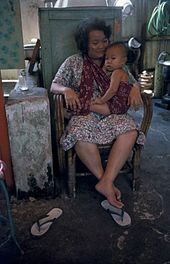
top-left (39, 6), bottom-right (122, 90)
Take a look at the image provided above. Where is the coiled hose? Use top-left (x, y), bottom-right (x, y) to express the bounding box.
top-left (147, 0), bottom-right (170, 36)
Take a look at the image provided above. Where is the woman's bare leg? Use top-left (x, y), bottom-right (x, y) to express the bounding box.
top-left (75, 141), bottom-right (104, 179)
top-left (95, 130), bottom-right (137, 208)
top-left (75, 130), bottom-right (137, 208)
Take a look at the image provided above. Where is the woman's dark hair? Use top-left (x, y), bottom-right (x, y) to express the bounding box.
top-left (74, 17), bottom-right (112, 55)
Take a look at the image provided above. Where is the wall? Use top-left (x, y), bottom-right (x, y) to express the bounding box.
top-left (2, 0), bottom-right (170, 80)
top-left (1, 0), bottom-right (43, 80)
top-left (20, 0), bottom-right (44, 44)
top-left (142, 0), bottom-right (170, 70)
top-left (0, 0), bottom-right (24, 69)
top-left (122, 0), bottom-right (170, 70)
top-left (19, 0), bottom-right (170, 71)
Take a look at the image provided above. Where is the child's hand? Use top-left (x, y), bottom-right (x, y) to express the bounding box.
top-left (93, 96), bottom-right (104, 105)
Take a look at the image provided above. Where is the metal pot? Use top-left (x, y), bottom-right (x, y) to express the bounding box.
top-left (162, 61), bottom-right (170, 80)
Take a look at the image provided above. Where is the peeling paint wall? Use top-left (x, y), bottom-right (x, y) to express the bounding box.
top-left (5, 88), bottom-right (54, 198)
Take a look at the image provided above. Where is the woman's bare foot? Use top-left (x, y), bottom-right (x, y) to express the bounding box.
top-left (95, 178), bottom-right (124, 208)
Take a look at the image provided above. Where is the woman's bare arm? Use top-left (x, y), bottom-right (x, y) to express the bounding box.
top-left (128, 82), bottom-right (143, 110)
top-left (51, 82), bottom-right (81, 110)
top-left (51, 81), bottom-right (68, 94)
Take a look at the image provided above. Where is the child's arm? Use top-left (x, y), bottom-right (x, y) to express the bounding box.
top-left (95, 69), bottom-right (126, 104)
top-left (90, 102), bottom-right (110, 115)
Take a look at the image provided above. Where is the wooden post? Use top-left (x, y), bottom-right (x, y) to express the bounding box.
top-left (0, 71), bottom-right (14, 190)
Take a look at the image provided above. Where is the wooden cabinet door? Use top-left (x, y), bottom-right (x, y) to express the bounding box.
top-left (39, 7), bottom-right (122, 89)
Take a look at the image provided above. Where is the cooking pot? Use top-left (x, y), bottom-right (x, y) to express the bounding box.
top-left (161, 60), bottom-right (170, 80)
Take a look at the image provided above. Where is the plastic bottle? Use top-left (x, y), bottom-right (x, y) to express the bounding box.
top-left (18, 69), bottom-right (29, 91)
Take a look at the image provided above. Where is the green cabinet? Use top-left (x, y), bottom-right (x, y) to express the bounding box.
top-left (39, 7), bottom-right (122, 90)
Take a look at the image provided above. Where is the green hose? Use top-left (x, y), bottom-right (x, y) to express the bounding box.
top-left (147, 0), bottom-right (170, 36)
top-left (0, 178), bottom-right (24, 254)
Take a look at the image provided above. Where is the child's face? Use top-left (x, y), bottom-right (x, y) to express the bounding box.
top-left (104, 46), bottom-right (127, 72)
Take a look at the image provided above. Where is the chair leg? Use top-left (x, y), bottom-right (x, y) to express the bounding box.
top-left (132, 165), bottom-right (140, 191)
top-left (68, 150), bottom-right (76, 198)
top-left (132, 148), bottom-right (141, 191)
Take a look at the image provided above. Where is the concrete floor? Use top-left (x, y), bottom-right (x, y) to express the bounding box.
top-left (1, 98), bottom-right (170, 264)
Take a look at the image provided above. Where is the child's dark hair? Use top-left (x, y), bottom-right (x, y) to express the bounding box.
top-left (74, 17), bottom-right (111, 55)
top-left (107, 41), bottom-right (128, 57)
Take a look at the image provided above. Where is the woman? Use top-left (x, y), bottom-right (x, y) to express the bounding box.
top-left (51, 17), bottom-right (144, 209)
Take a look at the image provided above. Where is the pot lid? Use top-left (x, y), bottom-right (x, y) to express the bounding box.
top-left (159, 60), bottom-right (170, 66)
top-left (128, 37), bottom-right (141, 49)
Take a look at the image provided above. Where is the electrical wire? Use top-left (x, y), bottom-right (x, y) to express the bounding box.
top-left (147, 0), bottom-right (170, 36)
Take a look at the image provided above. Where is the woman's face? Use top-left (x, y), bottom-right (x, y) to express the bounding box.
top-left (88, 30), bottom-right (109, 60)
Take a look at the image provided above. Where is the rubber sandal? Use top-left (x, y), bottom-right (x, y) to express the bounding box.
top-left (30, 208), bottom-right (63, 237)
top-left (101, 200), bottom-right (131, 227)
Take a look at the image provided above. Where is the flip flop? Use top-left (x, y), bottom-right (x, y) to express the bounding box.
top-left (30, 208), bottom-right (63, 237)
top-left (101, 200), bottom-right (131, 227)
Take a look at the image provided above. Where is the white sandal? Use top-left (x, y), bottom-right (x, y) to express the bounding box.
top-left (101, 200), bottom-right (131, 227)
top-left (30, 208), bottom-right (63, 237)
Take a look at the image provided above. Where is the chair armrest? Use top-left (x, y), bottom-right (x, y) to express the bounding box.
top-left (53, 92), bottom-right (153, 139)
top-left (53, 94), bottom-right (65, 173)
top-left (140, 92), bottom-right (153, 136)
top-left (53, 94), bottom-right (65, 139)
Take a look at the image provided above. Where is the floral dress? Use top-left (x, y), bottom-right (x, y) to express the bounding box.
top-left (53, 54), bottom-right (145, 151)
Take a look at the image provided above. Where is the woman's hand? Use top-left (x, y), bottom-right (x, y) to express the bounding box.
top-left (64, 88), bottom-right (81, 111)
top-left (112, 185), bottom-right (124, 208)
top-left (128, 82), bottom-right (143, 111)
top-left (51, 82), bottom-right (81, 111)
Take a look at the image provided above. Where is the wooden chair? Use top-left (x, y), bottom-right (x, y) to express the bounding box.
top-left (54, 92), bottom-right (153, 198)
